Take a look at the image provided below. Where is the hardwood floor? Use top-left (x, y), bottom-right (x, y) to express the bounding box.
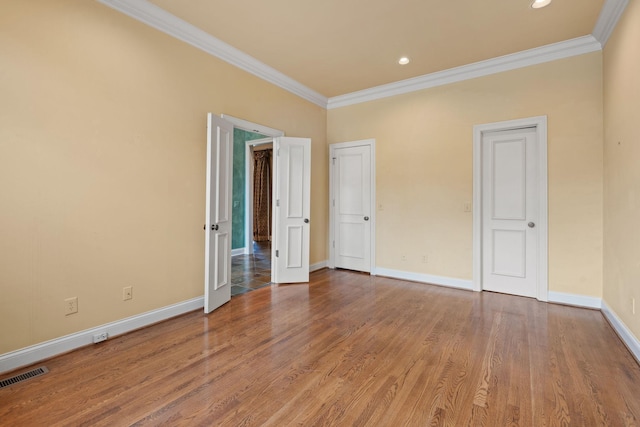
top-left (1, 269), bottom-right (639, 426)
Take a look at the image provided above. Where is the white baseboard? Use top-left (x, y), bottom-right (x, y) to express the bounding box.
top-left (310, 260), bottom-right (328, 273)
top-left (548, 291), bottom-right (602, 309)
top-left (0, 297), bottom-right (204, 374)
top-left (601, 300), bottom-right (640, 364)
top-left (5, 276), bottom-right (635, 376)
top-left (373, 267), bottom-right (473, 291)
top-left (231, 248), bottom-right (246, 257)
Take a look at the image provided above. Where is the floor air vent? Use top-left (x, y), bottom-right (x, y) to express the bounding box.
top-left (0, 366), bottom-right (49, 389)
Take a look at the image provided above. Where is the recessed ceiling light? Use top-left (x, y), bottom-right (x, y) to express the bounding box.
top-left (531, 0), bottom-right (551, 8)
top-left (398, 57), bottom-right (410, 65)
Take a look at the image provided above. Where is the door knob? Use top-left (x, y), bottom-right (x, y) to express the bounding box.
top-left (304, 218), bottom-right (310, 224)
top-left (211, 224), bottom-right (219, 231)
top-left (528, 222), bottom-right (535, 228)
top-left (364, 216), bottom-right (369, 221)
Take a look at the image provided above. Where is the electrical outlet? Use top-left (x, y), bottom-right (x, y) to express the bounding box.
top-left (422, 255), bottom-right (428, 264)
top-left (93, 332), bottom-right (109, 343)
top-left (123, 286), bottom-right (133, 301)
top-left (65, 297), bottom-right (78, 315)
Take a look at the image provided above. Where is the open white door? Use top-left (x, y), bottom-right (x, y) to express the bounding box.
top-left (204, 113), bottom-right (233, 313)
top-left (272, 137), bottom-right (311, 283)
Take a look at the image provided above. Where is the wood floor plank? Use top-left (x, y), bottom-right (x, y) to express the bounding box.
top-left (1, 269), bottom-right (640, 426)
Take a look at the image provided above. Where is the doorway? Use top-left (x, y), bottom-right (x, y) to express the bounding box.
top-left (222, 116), bottom-right (283, 296)
top-left (205, 114), bottom-right (312, 312)
top-left (231, 133), bottom-right (273, 296)
top-left (472, 116), bottom-right (548, 301)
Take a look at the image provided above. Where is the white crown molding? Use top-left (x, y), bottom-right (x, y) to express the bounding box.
top-left (602, 300), bottom-right (640, 364)
top-left (0, 296), bottom-right (204, 374)
top-left (327, 35), bottom-right (601, 109)
top-left (97, 1), bottom-right (624, 110)
top-left (593, 0), bottom-right (629, 47)
top-left (97, 0), bottom-right (328, 108)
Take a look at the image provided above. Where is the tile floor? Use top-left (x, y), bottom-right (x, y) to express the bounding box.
top-left (231, 241), bottom-right (272, 296)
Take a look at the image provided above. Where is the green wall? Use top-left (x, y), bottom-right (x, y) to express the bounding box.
top-left (232, 129), bottom-right (267, 249)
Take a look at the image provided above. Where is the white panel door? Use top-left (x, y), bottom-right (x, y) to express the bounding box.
top-left (333, 145), bottom-right (371, 272)
top-left (272, 137), bottom-right (311, 283)
top-left (204, 113), bottom-right (233, 313)
top-left (482, 128), bottom-right (538, 298)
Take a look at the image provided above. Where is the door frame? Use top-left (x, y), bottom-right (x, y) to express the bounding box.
top-left (472, 116), bottom-right (548, 301)
top-left (328, 139), bottom-right (376, 273)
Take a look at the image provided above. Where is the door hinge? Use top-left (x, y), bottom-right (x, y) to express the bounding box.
top-left (332, 157), bottom-right (336, 165)
top-left (332, 240), bottom-right (335, 248)
top-left (332, 199), bottom-right (335, 207)
top-left (276, 199), bottom-right (280, 207)
top-left (275, 250), bottom-right (279, 257)
top-left (277, 148), bottom-right (280, 156)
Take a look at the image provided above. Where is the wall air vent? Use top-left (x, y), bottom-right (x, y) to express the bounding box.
top-left (0, 366), bottom-right (49, 389)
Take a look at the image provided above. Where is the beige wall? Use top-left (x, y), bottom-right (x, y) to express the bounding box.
top-left (328, 53), bottom-right (603, 297)
top-left (603, 1), bottom-right (640, 340)
top-left (0, 0), bottom-right (327, 354)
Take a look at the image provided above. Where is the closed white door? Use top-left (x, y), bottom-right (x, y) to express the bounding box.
top-left (333, 144), bottom-right (372, 272)
top-left (204, 113), bottom-right (233, 313)
top-left (482, 127), bottom-right (538, 298)
top-left (272, 137), bottom-right (311, 283)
